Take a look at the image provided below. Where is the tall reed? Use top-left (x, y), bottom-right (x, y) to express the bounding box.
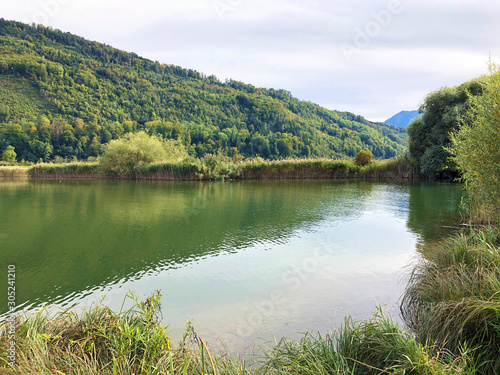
top-left (28, 162), bottom-right (99, 179)
top-left (23, 156), bottom-right (418, 181)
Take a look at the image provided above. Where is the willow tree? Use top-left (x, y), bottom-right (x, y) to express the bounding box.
top-left (98, 132), bottom-right (169, 178)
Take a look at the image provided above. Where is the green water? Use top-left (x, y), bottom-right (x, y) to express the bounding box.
top-left (0, 179), bottom-right (463, 351)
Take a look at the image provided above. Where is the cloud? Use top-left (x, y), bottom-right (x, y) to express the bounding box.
top-left (2, 0), bottom-right (499, 121)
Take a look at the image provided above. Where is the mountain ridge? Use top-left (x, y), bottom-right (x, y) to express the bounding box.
top-left (385, 110), bottom-right (420, 128)
top-left (0, 19), bottom-right (407, 162)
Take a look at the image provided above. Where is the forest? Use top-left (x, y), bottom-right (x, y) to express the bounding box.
top-left (0, 19), bottom-right (407, 163)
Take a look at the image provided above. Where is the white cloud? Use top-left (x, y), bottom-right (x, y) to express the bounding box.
top-left (2, 0), bottom-right (500, 121)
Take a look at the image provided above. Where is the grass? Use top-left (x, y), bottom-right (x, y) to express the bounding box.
top-left (28, 162), bottom-right (99, 179)
top-left (0, 296), bottom-right (473, 375)
top-left (401, 225), bottom-right (500, 374)
top-left (0, 291), bottom-right (248, 375)
top-left (0, 165), bottom-right (29, 178)
top-left (23, 155), bottom-right (418, 181)
top-left (260, 309), bottom-right (472, 375)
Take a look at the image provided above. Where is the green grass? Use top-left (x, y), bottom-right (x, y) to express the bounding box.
top-left (260, 308), bottom-right (472, 375)
top-left (401, 226), bottom-right (500, 374)
top-left (0, 296), bottom-right (473, 375)
top-left (28, 162), bottom-right (99, 178)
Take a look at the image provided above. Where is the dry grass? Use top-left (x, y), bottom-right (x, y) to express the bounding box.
top-left (0, 166), bottom-right (29, 178)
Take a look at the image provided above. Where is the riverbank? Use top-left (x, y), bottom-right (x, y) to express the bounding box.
top-left (0, 294), bottom-right (472, 374)
top-left (23, 156), bottom-right (417, 181)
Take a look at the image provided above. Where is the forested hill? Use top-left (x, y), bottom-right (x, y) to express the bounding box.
top-left (0, 19), bottom-right (407, 162)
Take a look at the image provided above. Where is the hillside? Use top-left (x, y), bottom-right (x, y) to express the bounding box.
top-left (384, 110), bottom-right (420, 128)
top-left (0, 19), bottom-right (407, 162)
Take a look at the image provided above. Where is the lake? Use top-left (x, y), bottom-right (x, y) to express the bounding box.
top-left (0, 179), bottom-right (463, 352)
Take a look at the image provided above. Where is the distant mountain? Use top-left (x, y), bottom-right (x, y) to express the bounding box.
top-left (0, 19), bottom-right (408, 162)
top-left (385, 110), bottom-right (420, 128)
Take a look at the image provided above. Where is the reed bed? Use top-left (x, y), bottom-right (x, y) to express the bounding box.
top-left (0, 166), bottom-right (29, 178)
top-left (28, 162), bottom-right (99, 179)
top-left (24, 156), bottom-right (417, 181)
top-left (401, 226), bottom-right (500, 374)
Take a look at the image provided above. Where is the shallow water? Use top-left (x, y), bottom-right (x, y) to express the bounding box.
top-left (0, 179), bottom-right (463, 352)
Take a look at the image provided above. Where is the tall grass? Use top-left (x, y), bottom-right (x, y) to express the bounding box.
top-left (237, 155), bottom-right (416, 180)
top-left (28, 162), bottom-right (99, 179)
top-left (401, 226), bottom-right (500, 374)
top-left (24, 155), bottom-right (418, 181)
top-left (0, 166), bottom-right (29, 178)
top-left (1, 295), bottom-right (473, 374)
top-left (260, 308), bottom-right (472, 375)
top-left (0, 291), bottom-right (248, 375)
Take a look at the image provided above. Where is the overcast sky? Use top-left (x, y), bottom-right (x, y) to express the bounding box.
top-left (2, 0), bottom-right (499, 121)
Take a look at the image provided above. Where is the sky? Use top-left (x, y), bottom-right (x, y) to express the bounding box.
top-left (2, 0), bottom-right (500, 122)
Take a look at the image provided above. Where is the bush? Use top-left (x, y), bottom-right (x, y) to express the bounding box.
top-left (2, 145), bottom-right (16, 163)
top-left (449, 62), bottom-right (500, 221)
top-left (98, 132), bottom-right (168, 177)
top-left (355, 150), bottom-right (373, 166)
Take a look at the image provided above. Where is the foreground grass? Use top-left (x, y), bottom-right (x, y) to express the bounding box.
top-left (1, 296), bottom-right (472, 374)
top-left (401, 226), bottom-right (500, 374)
top-left (27, 155), bottom-right (417, 181)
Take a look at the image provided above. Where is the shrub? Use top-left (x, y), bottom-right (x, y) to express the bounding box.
top-left (355, 150), bottom-right (373, 166)
top-left (98, 132), bottom-right (168, 177)
top-left (2, 145), bottom-right (16, 163)
top-left (449, 62), bottom-right (500, 221)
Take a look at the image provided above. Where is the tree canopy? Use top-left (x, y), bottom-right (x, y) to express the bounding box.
top-left (407, 79), bottom-right (483, 180)
top-left (449, 63), bottom-right (500, 220)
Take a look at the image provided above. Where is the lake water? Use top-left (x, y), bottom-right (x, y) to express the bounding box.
top-left (0, 179), bottom-right (463, 352)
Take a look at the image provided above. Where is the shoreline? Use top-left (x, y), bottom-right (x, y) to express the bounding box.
top-left (1, 157), bottom-right (419, 182)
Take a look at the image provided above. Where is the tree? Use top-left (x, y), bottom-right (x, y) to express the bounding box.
top-left (449, 62), bottom-right (500, 221)
top-left (408, 80), bottom-right (483, 180)
top-left (99, 131), bottom-right (168, 177)
top-left (2, 145), bottom-right (16, 163)
top-left (355, 150), bottom-right (373, 166)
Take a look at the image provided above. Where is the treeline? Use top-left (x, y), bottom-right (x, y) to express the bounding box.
top-left (408, 61), bottom-right (499, 220)
top-left (408, 78), bottom-right (483, 180)
top-left (0, 19), bottom-right (407, 162)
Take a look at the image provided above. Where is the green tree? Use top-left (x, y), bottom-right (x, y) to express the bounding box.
top-left (408, 80), bottom-right (483, 180)
top-left (355, 150), bottom-right (373, 166)
top-left (99, 131), bottom-right (168, 177)
top-left (2, 145), bottom-right (16, 163)
top-left (449, 63), bottom-right (500, 221)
